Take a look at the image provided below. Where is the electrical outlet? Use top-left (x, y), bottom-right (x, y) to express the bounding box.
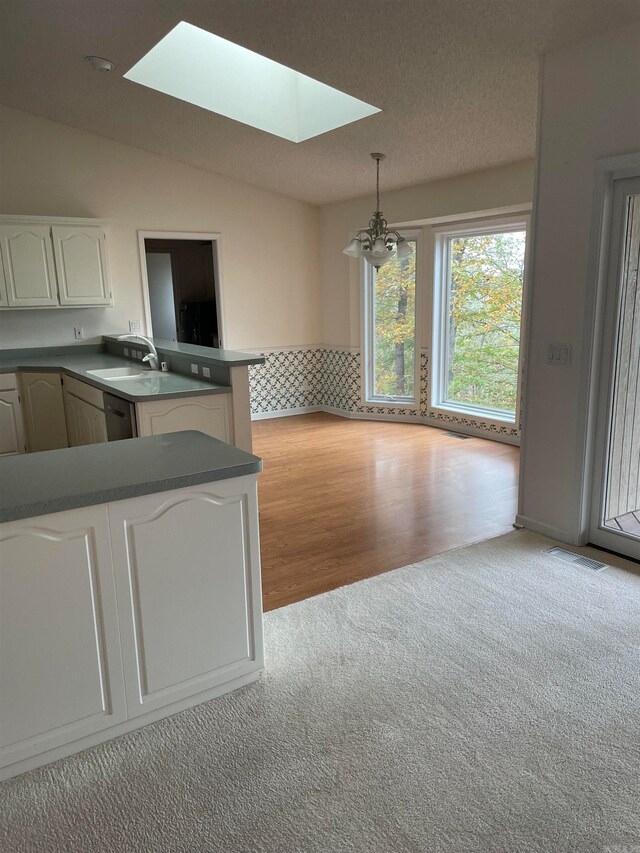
top-left (129, 319), bottom-right (142, 333)
top-left (202, 366), bottom-right (211, 379)
top-left (191, 363), bottom-right (199, 375)
top-left (73, 326), bottom-right (84, 340)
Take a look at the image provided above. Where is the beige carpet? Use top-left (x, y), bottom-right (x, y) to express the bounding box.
top-left (1, 530), bottom-right (639, 853)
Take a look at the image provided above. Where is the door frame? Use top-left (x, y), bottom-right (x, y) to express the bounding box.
top-left (582, 153), bottom-right (640, 558)
top-left (137, 230), bottom-right (228, 348)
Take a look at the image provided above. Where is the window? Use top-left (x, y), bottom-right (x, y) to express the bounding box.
top-left (432, 218), bottom-right (528, 422)
top-left (363, 233), bottom-right (419, 405)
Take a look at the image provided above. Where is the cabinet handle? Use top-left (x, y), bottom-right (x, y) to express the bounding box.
top-left (106, 407), bottom-right (126, 417)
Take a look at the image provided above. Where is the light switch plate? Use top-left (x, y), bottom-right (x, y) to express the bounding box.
top-left (547, 342), bottom-right (572, 366)
top-left (73, 326), bottom-right (84, 340)
top-left (191, 363), bottom-right (199, 375)
top-left (123, 348), bottom-right (129, 357)
top-left (129, 319), bottom-right (142, 333)
top-left (202, 366), bottom-right (211, 379)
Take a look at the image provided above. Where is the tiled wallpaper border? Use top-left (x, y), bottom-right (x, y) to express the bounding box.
top-left (248, 347), bottom-right (520, 443)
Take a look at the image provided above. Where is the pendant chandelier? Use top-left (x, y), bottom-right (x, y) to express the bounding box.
top-left (342, 153), bottom-right (413, 269)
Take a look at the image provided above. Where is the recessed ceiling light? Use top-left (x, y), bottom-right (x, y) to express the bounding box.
top-left (124, 21), bottom-right (380, 143)
top-left (85, 56), bottom-right (115, 72)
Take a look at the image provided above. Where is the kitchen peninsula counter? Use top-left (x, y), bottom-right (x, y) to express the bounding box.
top-left (0, 339), bottom-right (264, 451)
top-left (0, 430), bottom-right (262, 522)
top-left (0, 430), bottom-right (264, 780)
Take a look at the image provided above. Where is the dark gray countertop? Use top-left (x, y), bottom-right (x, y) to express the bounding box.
top-left (0, 431), bottom-right (262, 523)
top-left (102, 336), bottom-right (265, 367)
top-left (0, 352), bottom-right (232, 402)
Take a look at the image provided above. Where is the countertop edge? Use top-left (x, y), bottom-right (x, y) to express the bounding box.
top-left (0, 459), bottom-right (262, 524)
top-left (102, 336), bottom-right (266, 367)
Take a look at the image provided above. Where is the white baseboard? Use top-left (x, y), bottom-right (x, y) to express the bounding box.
top-left (251, 406), bottom-right (323, 420)
top-left (514, 515), bottom-right (579, 545)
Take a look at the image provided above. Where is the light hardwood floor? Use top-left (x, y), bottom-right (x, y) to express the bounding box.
top-left (252, 413), bottom-right (520, 611)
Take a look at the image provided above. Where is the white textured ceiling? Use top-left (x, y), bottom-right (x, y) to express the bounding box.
top-left (1, 0), bottom-right (639, 205)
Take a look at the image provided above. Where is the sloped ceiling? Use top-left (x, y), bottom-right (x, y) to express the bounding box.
top-left (1, 0), bottom-right (638, 204)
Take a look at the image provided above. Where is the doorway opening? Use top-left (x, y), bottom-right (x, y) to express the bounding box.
top-left (140, 234), bottom-right (223, 348)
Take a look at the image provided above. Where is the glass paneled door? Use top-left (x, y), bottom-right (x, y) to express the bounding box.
top-left (590, 176), bottom-right (640, 560)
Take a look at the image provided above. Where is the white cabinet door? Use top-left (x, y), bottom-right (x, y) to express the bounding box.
top-left (65, 392), bottom-right (106, 447)
top-left (63, 390), bottom-right (81, 447)
top-left (20, 372), bottom-right (68, 452)
top-left (0, 243), bottom-right (9, 307)
top-left (108, 478), bottom-right (264, 717)
top-left (76, 397), bottom-right (107, 445)
top-left (136, 394), bottom-right (232, 442)
top-left (51, 225), bottom-right (112, 306)
top-left (0, 390), bottom-right (25, 455)
top-left (0, 224), bottom-right (58, 307)
top-left (0, 506), bottom-right (127, 770)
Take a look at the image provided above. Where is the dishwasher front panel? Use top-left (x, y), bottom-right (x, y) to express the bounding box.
top-left (103, 393), bottom-right (137, 441)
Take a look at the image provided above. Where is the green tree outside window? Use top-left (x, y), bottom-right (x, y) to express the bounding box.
top-left (446, 231), bottom-right (525, 413)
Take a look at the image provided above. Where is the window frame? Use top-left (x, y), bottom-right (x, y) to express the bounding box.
top-left (362, 228), bottom-right (422, 408)
top-left (431, 214), bottom-right (530, 425)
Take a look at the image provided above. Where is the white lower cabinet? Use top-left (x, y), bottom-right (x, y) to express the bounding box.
top-left (19, 372), bottom-right (68, 452)
top-left (136, 393), bottom-right (232, 442)
top-left (0, 375), bottom-right (25, 455)
top-left (0, 506), bottom-right (128, 771)
top-left (64, 390), bottom-right (107, 447)
top-left (0, 476), bottom-right (264, 780)
top-left (109, 478), bottom-right (262, 717)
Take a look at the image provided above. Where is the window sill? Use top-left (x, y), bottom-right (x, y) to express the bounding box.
top-left (364, 397), bottom-right (418, 410)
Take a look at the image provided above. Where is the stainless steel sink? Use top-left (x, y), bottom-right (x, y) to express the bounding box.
top-left (86, 367), bottom-right (148, 380)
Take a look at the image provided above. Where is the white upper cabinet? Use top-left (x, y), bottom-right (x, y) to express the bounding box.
top-left (0, 217), bottom-right (112, 309)
top-left (52, 226), bottom-right (111, 305)
top-left (0, 224), bottom-right (58, 307)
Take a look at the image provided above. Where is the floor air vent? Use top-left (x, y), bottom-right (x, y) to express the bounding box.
top-left (546, 547), bottom-right (607, 572)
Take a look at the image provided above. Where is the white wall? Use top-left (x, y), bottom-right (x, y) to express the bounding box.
top-left (518, 21), bottom-right (640, 542)
top-left (319, 160), bottom-right (534, 348)
top-left (0, 106), bottom-right (321, 351)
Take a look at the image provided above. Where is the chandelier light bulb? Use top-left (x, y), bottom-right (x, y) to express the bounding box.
top-left (343, 238), bottom-right (364, 258)
top-left (396, 239), bottom-right (414, 259)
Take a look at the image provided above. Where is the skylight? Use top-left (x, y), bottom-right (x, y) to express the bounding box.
top-left (124, 22), bottom-right (381, 143)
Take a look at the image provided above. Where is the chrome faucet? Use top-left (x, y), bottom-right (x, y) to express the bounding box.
top-left (117, 334), bottom-right (160, 371)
